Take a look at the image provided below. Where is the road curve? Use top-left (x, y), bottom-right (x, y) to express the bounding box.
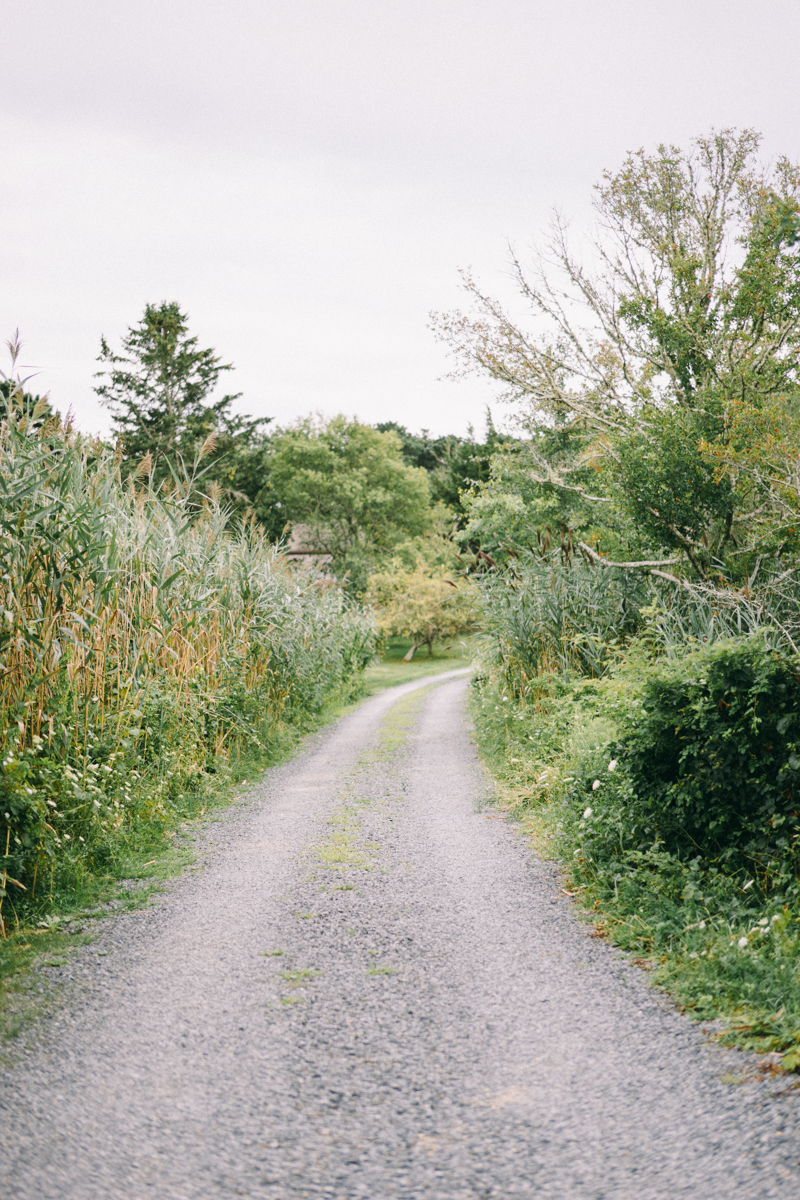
top-left (2, 671), bottom-right (799, 1199)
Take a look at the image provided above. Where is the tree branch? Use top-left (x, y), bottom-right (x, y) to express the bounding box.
top-left (578, 542), bottom-right (683, 569)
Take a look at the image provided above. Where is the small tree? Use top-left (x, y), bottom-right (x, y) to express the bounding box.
top-left (368, 560), bottom-right (478, 659)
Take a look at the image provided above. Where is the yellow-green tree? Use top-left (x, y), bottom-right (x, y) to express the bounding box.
top-left (368, 560), bottom-right (478, 659)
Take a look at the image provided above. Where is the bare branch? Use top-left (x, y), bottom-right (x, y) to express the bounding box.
top-left (578, 542), bottom-right (683, 569)
top-left (649, 569), bottom-right (697, 591)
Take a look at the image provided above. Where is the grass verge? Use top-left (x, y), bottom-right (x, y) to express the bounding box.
top-left (470, 667), bottom-right (800, 1075)
top-left (361, 635), bottom-right (475, 693)
top-left (1, 639), bottom-right (475, 1042)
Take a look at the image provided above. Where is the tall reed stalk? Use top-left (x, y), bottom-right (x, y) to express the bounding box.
top-left (478, 554), bottom-right (646, 695)
top-left (0, 370), bottom-right (374, 931)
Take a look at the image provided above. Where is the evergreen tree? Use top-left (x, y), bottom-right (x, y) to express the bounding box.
top-left (95, 302), bottom-right (266, 479)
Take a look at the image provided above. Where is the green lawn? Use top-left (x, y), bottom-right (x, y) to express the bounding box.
top-left (361, 636), bottom-right (476, 694)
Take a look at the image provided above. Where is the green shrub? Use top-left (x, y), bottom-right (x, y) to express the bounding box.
top-left (574, 637), bottom-right (800, 890)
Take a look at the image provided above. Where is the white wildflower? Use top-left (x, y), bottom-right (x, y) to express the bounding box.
top-left (583, 807), bottom-right (593, 819)
top-left (738, 936), bottom-right (749, 950)
top-left (608, 759), bottom-right (618, 772)
top-left (592, 779), bottom-right (601, 791)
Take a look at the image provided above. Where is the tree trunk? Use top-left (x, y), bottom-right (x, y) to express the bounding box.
top-left (403, 641), bottom-right (420, 662)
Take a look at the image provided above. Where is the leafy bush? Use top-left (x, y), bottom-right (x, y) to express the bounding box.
top-left (573, 637), bottom-right (800, 889)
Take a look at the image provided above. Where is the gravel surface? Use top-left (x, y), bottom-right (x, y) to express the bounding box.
top-left (2, 670), bottom-right (800, 1199)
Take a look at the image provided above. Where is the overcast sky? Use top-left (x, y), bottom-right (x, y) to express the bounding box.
top-left (2, 0), bottom-right (799, 439)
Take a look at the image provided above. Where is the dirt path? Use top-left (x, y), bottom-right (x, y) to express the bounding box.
top-left (2, 672), bottom-right (799, 1199)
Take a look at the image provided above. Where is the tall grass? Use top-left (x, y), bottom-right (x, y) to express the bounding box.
top-left (472, 549), bottom-right (800, 1069)
top-left (478, 551), bottom-right (800, 696)
top-left (0, 378), bottom-right (375, 933)
top-left (478, 554), bottom-right (646, 690)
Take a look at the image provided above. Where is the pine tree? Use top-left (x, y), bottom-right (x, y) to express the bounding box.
top-left (95, 302), bottom-right (247, 476)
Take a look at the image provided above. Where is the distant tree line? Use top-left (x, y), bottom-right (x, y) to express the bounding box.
top-left (93, 301), bottom-right (510, 591)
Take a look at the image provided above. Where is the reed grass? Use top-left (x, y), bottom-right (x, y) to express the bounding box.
top-left (0, 370), bottom-right (375, 933)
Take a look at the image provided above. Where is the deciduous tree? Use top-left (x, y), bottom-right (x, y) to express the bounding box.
top-left (368, 558), bottom-right (478, 659)
top-left (375, 415), bottom-right (512, 524)
top-left (266, 415), bottom-right (432, 589)
top-left (434, 130), bottom-right (800, 599)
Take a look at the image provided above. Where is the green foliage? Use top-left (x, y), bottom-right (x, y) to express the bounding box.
top-left (0, 379), bottom-right (57, 433)
top-left (211, 434), bottom-right (284, 539)
top-left (375, 414), bottom-right (512, 525)
top-left (479, 553), bottom-right (646, 685)
top-left (0, 380), bottom-right (375, 933)
top-left (459, 425), bottom-right (602, 560)
top-left (578, 638), bottom-right (800, 882)
top-left (614, 406), bottom-right (737, 553)
top-left (470, 664), bottom-right (800, 1068)
top-left (637, 592), bottom-right (774, 654)
top-left (267, 415), bottom-right (432, 588)
top-left (437, 129), bottom-right (800, 601)
top-left (368, 554), bottom-right (478, 659)
top-left (95, 301), bottom-right (270, 492)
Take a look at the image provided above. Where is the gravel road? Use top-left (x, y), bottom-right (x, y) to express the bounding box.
top-left (2, 671), bottom-right (800, 1199)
